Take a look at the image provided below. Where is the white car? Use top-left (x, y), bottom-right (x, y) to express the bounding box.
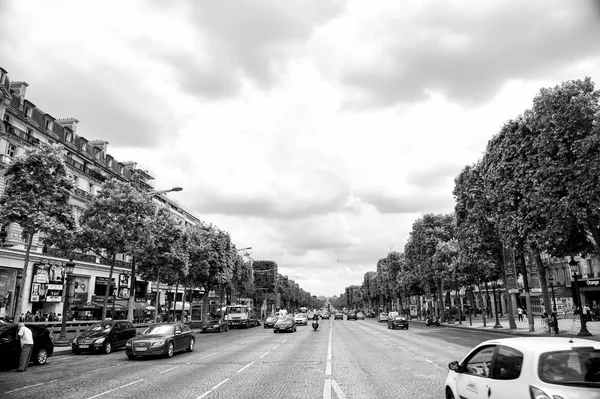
top-left (293, 314), bottom-right (308, 325)
top-left (444, 337), bottom-right (600, 399)
top-left (377, 313), bottom-right (389, 323)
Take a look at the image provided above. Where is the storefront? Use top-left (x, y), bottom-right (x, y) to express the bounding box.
top-left (0, 267), bottom-right (17, 319)
top-left (29, 259), bottom-right (66, 315)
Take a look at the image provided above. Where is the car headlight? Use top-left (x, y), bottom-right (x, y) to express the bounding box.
top-left (126, 341), bottom-right (132, 347)
top-left (151, 340), bottom-right (165, 348)
top-left (95, 337), bottom-right (105, 344)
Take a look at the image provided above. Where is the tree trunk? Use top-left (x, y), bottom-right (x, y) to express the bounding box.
top-left (518, 248), bottom-right (535, 332)
top-left (15, 233), bottom-right (35, 317)
top-left (202, 287), bottom-right (211, 327)
top-left (181, 284), bottom-right (187, 322)
top-left (153, 271), bottom-right (161, 323)
top-left (173, 281), bottom-right (179, 321)
top-left (101, 254), bottom-right (117, 321)
top-left (127, 256), bottom-right (136, 323)
top-left (499, 248), bottom-right (517, 329)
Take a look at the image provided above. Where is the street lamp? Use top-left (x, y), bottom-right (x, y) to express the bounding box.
top-left (55, 259), bottom-right (76, 346)
top-left (492, 282), bottom-right (503, 329)
top-left (547, 274), bottom-right (557, 312)
top-left (145, 187), bottom-right (183, 196)
top-left (569, 256), bottom-right (592, 336)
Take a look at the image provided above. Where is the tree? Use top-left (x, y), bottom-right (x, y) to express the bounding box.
top-left (0, 142), bottom-right (75, 317)
top-left (78, 178), bottom-right (155, 321)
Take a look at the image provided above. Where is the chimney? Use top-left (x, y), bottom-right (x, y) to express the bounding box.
top-left (89, 140), bottom-right (109, 153)
top-left (9, 81), bottom-right (28, 109)
top-left (56, 118), bottom-right (79, 134)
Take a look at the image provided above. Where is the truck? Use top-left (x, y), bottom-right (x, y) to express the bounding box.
top-left (224, 305), bottom-right (260, 329)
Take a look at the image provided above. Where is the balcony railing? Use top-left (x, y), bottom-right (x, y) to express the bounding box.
top-left (42, 247), bottom-right (97, 263)
top-left (5, 124), bottom-right (40, 146)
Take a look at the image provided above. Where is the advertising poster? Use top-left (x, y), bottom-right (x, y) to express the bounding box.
top-left (119, 273), bottom-right (130, 299)
top-left (30, 260), bottom-right (65, 302)
top-left (72, 276), bottom-right (89, 305)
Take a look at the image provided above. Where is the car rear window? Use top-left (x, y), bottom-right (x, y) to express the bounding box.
top-left (538, 349), bottom-right (600, 386)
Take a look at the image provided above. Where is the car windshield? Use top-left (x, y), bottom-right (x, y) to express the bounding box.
top-left (227, 307), bottom-right (246, 313)
top-left (538, 349), bottom-right (600, 386)
top-left (277, 317), bottom-right (292, 323)
top-left (380, 313), bottom-right (388, 316)
top-left (87, 323), bottom-right (113, 332)
top-left (141, 325), bottom-right (174, 335)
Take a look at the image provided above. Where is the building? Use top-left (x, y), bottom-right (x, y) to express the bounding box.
top-left (0, 66), bottom-right (211, 321)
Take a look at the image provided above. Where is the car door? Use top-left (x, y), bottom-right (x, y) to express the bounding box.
top-left (0, 326), bottom-right (20, 369)
top-left (121, 322), bottom-right (136, 344)
top-left (485, 345), bottom-right (525, 399)
top-left (455, 345), bottom-right (496, 399)
top-left (173, 324), bottom-right (185, 351)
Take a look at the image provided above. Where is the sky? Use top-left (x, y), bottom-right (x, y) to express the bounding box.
top-left (1, 0), bottom-right (600, 298)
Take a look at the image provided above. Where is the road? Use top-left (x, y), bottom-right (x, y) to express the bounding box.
top-left (1, 318), bottom-right (506, 399)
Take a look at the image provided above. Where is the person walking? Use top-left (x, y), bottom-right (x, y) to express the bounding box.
top-left (550, 310), bottom-right (559, 336)
top-left (17, 323), bottom-right (33, 372)
top-left (517, 307), bottom-right (523, 322)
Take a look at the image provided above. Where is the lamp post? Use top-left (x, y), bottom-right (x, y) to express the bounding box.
top-left (492, 282), bottom-right (503, 329)
top-left (145, 187), bottom-right (183, 196)
top-left (55, 260), bottom-right (76, 346)
top-left (547, 275), bottom-right (557, 312)
top-left (569, 257), bottom-right (592, 336)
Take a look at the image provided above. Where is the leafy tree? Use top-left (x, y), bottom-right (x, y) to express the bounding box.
top-left (78, 178), bottom-right (155, 321)
top-left (0, 143), bottom-right (75, 317)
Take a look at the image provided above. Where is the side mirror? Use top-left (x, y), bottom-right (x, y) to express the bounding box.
top-left (448, 361), bottom-right (462, 372)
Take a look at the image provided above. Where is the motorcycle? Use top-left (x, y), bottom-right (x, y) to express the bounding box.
top-left (425, 317), bottom-right (440, 327)
top-left (312, 319), bottom-right (319, 331)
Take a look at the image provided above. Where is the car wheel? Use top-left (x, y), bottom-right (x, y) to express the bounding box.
top-left (103, 342), bottom-right (112, 355)
top-left (264, 324), bottom-right (267, 329)
top-left (127, 354), bottom-right (136, 360)
top-left (445, 387), bottom-right (455, 399)
top-left (72, 349), bottom-right (80, 355)
top-left (294, 326), bottom-right (297, 332)
top-left (391, 324), bottom-right (395, 329)
top-left (166, 341), bottom-right (174, 358)
top-left (274, 330), bottom-right (278, 333)
top-left (225, 325), bottom-right (229, 332)
top-left (34, 348), bottom-right (48, 365)
top-left (187, 338), bottom-right (195, 352)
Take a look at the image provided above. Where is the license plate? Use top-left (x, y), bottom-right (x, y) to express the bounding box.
top-left (79, 345), bottom-right (89, 348)
top-left (135, 347), bottom-right (147, 351)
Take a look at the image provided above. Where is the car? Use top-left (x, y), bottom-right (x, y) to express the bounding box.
top-left (377, 312), bottom-right (389, 323)
top-left (0, 323), bottom-right (54, 370)
top-left (356, 312), bottom-right (365, 320)
top-left (72, 320), bottom-right (136, 354)
top-left (273, 316), bottom-right (297, 333)
top-left (202, 316), bottom-right (229, 333)
top-left (347, 311), bottom-right (358, 321)
top-left (125, 322), bottom-right (195, 359)
top-left (387, 315), bottom-right (409, 329)
top-left (445, 337), bottom-right (600, 399)
top-left (334, 312), bottom-right (344, 320)
top-left (264, 315), bottom-right (279, 328)
top-left (321, 312), bottom-right (330, 320)
top-left (293, 313), bottom-right (308, 326)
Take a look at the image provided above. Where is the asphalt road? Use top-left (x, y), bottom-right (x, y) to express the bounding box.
top-left (0, 318), bottom-right (506, 399)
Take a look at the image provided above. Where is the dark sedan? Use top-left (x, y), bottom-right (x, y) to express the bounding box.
top-left (273, 316), bottom-right (296, 333)
top-left (263, 315), bottom-right (279, 329)
top-left (387, 315), bottom-right (409, 330)
top-left (72, 320), bottom-right (136, 354)
top-left (0, 323), bottom-right (54, 370)
top-left (347, 311), bottom-right (358, 321)
top-left (202, 316), bottom-right (228, 333)
top-left (334, 312), bottom-right (344, 320)
top-left (125, 322), bottom-right (195, 359)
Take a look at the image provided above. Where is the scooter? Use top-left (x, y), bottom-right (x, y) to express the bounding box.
top-left (425, 317), bottom-right (440, 327)
top-left (312, 320), bottom-right (319, 331)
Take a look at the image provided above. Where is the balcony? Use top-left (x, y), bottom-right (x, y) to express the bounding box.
top-left (0, 153), bottom-right (12, 166)
top-left (73, 187), bottom-right (92, 200)
top-left (84, 165), bottom-right (106, 182)
top-left (64, 156), bottom-right (84, 171)
top-left (5, 124), bottom-right (40, 146)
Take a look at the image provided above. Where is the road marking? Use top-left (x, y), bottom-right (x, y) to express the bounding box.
top-left (259, 351), bottom-right (269, 359)
top-left (332, 379), bottom-right (347, 399)
top-left (200, 353), bottom-right (216, 359)
top-left (323, 318), bottom-right (334, 399)
top-left (425, 359), bottom-right (441, 367)
top-left (272, 344), bottom-right (280, 350)
top-left (160, 366), bottom-right (179, 373)
top-left (3, 380), bottom-right (57, 394)
top-left (447, 345), bottom-right (456, 350)
top-left (224, 345), bottom-right (237, 350)
top-left (237, 361), bottom-right (255, 373)
top-left (240, 340), bottom-right (250, 345)
top-left (86, 379), bottom-right (144, 399)
top-left (196, 379), bottom-right (230, 399)
top-left (87, 363), bottom-right (124, 373)
top-left (397, 345), bottom-right (405, 350)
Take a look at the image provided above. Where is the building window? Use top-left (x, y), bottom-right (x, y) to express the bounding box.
top-left (107, 158), bottom-right (113, 167)
top-left (81, 142), bottom-right (86, 151)
top-left (66, 132), bottom-right (72, 142)
top-left (25, 107), bottom-right (33, 118)
top-left (3, 114), bottom-right (9, 123)
top-left (89, 182), bottom-right (93, 194)
top-left (45, 120), bottom-right (53, 131)
top-left (6, 144), bottom-right (16, 157)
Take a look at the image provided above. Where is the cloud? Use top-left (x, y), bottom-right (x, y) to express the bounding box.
top-left (359, 190), bottom-right (453, 214)
top-left (340, 0), bottom-right (600, 107)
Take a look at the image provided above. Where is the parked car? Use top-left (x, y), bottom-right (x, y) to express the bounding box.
top-left (264, 315), bottom-right (279, 328)
top-left (347, 311), bottom-right (358, 321)
top-left (356, 312), bottom-right (365, 320)
top-left (334, 312), bottom-right (344, 320)
top-left (293, 313), bottom-right (308, 326)
top-left (72, 320), bottom-right (136, 354)
top-left (321, 312), bottom-right (330, 320)
top-left (445, 337), bottom-right (600, 399)
top-left (125, 322), bottom-right (195, 359)
top-left (0, 323), bottom-right (54, 370)
top-left (387, 315), bottom-right (409, 330)
top-left (377, 312), bottom-right (389, 323)
top-left (202, 316), bottom-right (229, 333)
top-left (273, 316), bottom-right (297, 333)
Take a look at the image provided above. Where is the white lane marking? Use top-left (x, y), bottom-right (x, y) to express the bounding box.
top-left (259, 351), bottom-right (269, 359)
top-left (332, 379), bottom-right (347, 399)
top-left (240, 340), bottom-right (250, 345)
top-left (426, 359), bottom-right (441, 367)
top-left (224, 345), bottom-right (237, 350)
top-left (195, 378), bottom-right (230, 399)
top-left (447, 345), bottom-right (456, 350)
top-left (160, 366), bottom-right (179, 374)
top-left (237, 361), bottom-right (255, 373)
top-left (323, 318), bottom-right (334, 399)
top-left (200, 353), bottom-right (216, 359)
top-left (87, 363), bottom-right (124, 373)
top-left (398, 345), bottom-right (405, 350)
top-left (281, 339), bottom-right (287, 343)
top-left (86, 379), bottom-right (144, 399)
top-left (272, 344), bottom-right (280, 350)
top-left (3, 380), bottom-right (57, 394)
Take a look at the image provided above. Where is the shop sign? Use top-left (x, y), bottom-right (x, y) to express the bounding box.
top-left (30, 261), bottom-right (65, 303)
top-left (581, 278), bottom-right (600, 288)
top-left (95, 277), bottom-right (116, 285)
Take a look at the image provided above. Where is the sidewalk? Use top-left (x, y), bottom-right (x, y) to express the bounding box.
top-left (415, 314), bottom-right (600, 342)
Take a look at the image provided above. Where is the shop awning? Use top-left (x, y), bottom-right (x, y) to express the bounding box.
top-left (170, 302), bottom-right (191, 311)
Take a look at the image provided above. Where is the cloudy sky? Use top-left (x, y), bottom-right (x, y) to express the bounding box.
top-left (1, 0), bottom-right (600, 297)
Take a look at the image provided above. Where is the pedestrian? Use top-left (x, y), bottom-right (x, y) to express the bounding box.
top-left (17, 323), bottom-right (34, 371)
top-left (550, 310), bottom-right (559, 336)
top-left (523, 308), bottom-right (528, 319)
top-left (517, 307), bottom-right (523, 322)
top-left (584, 305), bottom-right (592, 321)
top-left (18, 313), bottom-right (25, 322)
top-left (33, 311), bottom-right (40, 322)
top-left (57, 313), bottom-right (62, 322)
top-left (24, 311), bottom-right (33, 322)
